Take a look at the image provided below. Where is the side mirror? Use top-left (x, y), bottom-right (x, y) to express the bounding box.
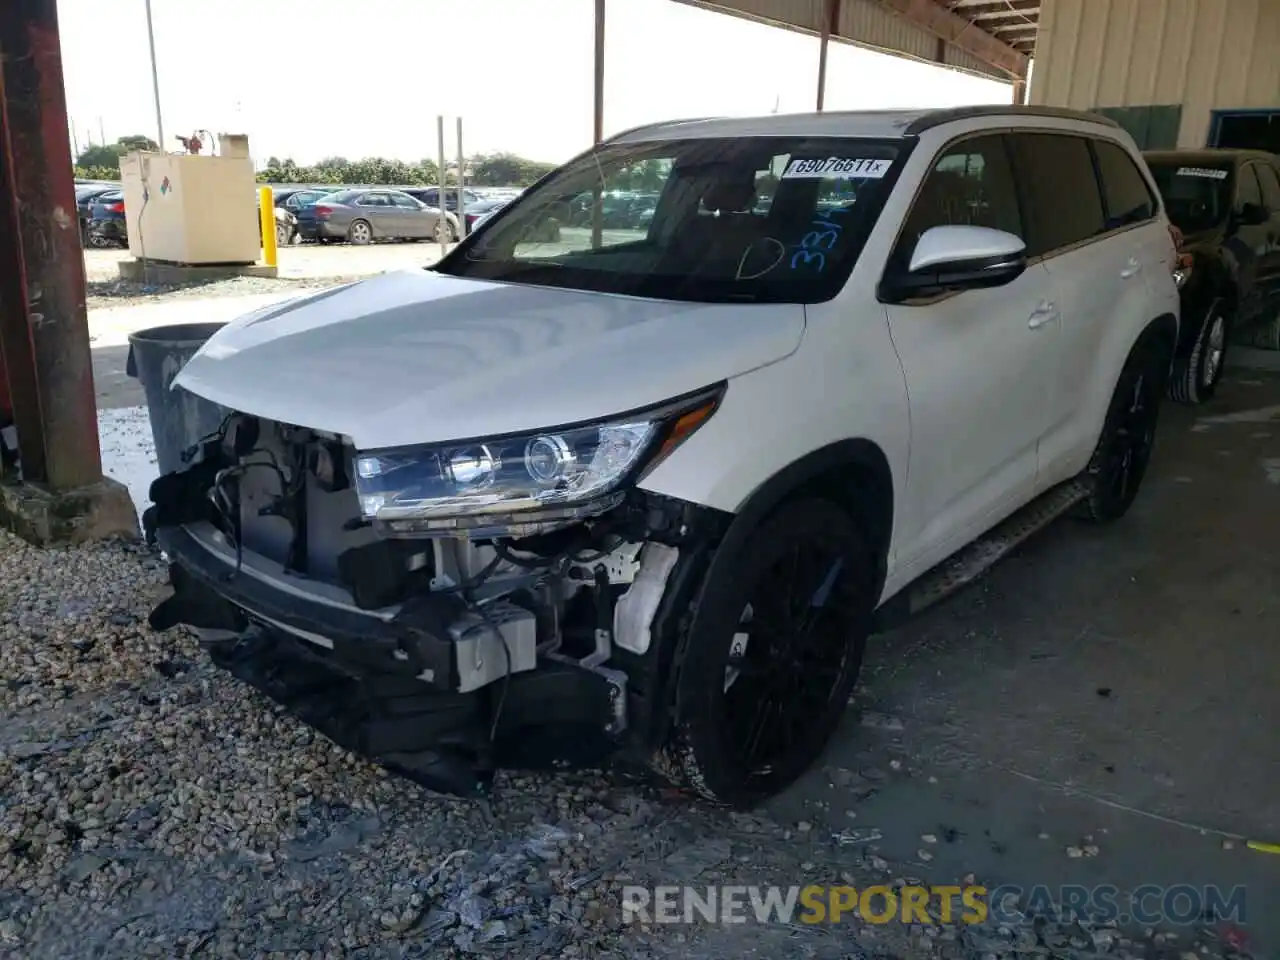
top-left (1236, 202), bottom-right (1268, 226)
top-left (882, 225), bottom-right (1027, 302)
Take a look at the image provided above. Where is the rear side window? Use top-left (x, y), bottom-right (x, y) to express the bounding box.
top-left (1256, 163), bottom-right (1280, 212)
top-left (893, 134), bottom-right (1022, 268)
top-left (1093, 140), bottom-right (1156, 228)
top-left (1008, 133), bottom-right (1106, 257)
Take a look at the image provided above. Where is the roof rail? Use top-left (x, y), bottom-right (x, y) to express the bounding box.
top-left (606, 116), bottom-right (720, 142)
top-left (903, 105), bottom-right (1122, 136)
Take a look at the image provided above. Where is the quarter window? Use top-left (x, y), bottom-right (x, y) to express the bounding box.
top-left (1008, 133), bottom-right (1106, 257)
top-left (1093, 140), bottom-right (1156, 228)
top-left (894, 134), bottom-right (1022, 269)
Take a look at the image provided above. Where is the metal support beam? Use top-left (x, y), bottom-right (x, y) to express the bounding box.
top-left (1012, 78), bottom-right (1027, 105)
top-left (593, 0), bottom-right (606, 143)
top-left (870, 0), bottom-right (1028, 79)
top-left (591, 0), bottom-right (605, 250)
top-left (0, 0), bottom-right (104, 490)
top-left (816, 0), bottom-right (840, 111)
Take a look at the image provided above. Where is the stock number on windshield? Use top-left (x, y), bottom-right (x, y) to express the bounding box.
top-left (790, 208), bottom-right (847, 273)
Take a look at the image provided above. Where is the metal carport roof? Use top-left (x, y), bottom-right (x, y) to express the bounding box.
top-left (672, 0), bottom-right (1035, 82)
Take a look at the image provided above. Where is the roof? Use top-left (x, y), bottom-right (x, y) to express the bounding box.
top-left (943, 0), bottom-right (1039, 58)
top-left (610, 105), bottom-right (1120, 144)
top-left (1143, 149), bottom-right (1276, 165)
top-left (672, 0), bottom-right (1036, 82)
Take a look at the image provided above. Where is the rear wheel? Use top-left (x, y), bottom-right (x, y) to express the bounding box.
top-left (433, 218), bottom-right (456, 243)
top-left (347, 219), bottom-right (373, 245)
top-left (667, 498), bottom-right (875, 806)
top-left (1170, 298), bottom-right (1229, 404)
top-left (1078, 335), bottom-right (1168, 522)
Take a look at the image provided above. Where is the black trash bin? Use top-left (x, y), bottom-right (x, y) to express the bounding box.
top-left (126, 322), bottom-right (230, 476)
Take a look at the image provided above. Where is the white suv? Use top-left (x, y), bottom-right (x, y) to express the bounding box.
top-left (146, 106), bottom-right (1179, 805)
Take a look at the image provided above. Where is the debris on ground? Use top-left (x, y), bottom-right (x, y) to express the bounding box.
top-left (0, 530), bottom-right (1260, 959)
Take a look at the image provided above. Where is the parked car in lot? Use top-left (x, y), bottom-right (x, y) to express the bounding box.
top-left (463, 195), bottom-right (561, 240)
top-left (87, 190), bottom-right (128, 247)
top-left (402, 186), bottom-right (484, 212)
top-left (293, 188), bottom-right (459, 244)
top-left (264, 206), bottom-right (297, 247)
top-left (76, 182), bottom-right (120, 245)
top-left (275, 187), bottom-right (340, 215)
top-left (148, 106), bottom-right (1179, 806)
top-left (1144, 148), bottom-right (1280, 400)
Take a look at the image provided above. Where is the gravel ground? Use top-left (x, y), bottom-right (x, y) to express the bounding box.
top-left (85, 276), bottom-right (351, 311)
top-left (0, 531), bottom-right (1258, 959)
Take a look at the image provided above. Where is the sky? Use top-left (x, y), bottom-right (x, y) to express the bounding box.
top-left (58, 0), bottom-right (1011, 167)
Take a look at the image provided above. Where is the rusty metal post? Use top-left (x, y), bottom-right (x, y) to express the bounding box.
top-left (816, 0), bottom-right (840, 112)
top-left (0, 0), bottom-right (104, 490)
top-left (593, 0), bottom-right (605, 144)
top-left (591, 0), bottom-right (605, 250)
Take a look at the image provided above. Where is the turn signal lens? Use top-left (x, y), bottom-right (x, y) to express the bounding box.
top-left (642, 398), bottom-right (720, 476)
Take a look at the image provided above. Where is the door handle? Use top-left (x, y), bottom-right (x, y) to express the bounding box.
top-left (1120, 257), bottom-right (1142, 278)
top-left (1028, 300), bottom-right (1058, 329)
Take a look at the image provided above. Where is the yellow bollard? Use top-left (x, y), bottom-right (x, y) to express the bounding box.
top-left (259, 185), bottom-right (278, 268)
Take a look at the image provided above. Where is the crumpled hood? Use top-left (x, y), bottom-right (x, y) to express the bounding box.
top-left (175, 269), bottom-right (805, 449)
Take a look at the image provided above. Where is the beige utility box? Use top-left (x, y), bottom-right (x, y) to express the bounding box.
top-left (119, 134), bottom-right (258, 265)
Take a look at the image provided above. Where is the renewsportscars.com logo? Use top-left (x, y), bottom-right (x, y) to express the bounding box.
top-left (621, 884), bottom-right (1248, 927)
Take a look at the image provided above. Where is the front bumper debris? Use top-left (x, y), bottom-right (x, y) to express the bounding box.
top-left (153, 525), bottom-right (622, 797)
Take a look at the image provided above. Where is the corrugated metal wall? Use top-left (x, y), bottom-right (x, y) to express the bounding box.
top-left (1030, 0), bottom-right (1280, 147)
top-left (676, 0), bottom-right (1005, 81)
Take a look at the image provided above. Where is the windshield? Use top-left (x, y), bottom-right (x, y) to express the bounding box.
top-left (1147, 162), bottom-right (1232, 233)
top-left (437, 136), bottom-right (902, 303)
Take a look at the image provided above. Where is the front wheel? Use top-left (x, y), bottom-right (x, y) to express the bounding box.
top-left (667, 498), bottom-right (875, 806)
top-left (1078, 336), bottom-right (1168, 523)
top-left (1170, 299), bottom-right (1229, 404)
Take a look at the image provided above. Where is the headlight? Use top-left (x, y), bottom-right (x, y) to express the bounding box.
top-left (352, 387), bottom-right (721, 537)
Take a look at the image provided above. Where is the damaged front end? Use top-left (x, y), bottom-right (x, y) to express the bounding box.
top-left (144, 389), bottom-right (727, 797)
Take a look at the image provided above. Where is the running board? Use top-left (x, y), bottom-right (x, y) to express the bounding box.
top-left (872, 478), bottom-right (1090, 633)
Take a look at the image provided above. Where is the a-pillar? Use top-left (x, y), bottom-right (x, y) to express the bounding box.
top-left (0, 0), bottom-right (136, 543)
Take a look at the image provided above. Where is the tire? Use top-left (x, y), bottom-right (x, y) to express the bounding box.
top-left (433, 218), bottom-right (456, 243)
top-left (667, 498), bottom-right (875, 806)
top-left (1169, 298), bottom-right (1229, 404)
top-left (275, 221), bottom-right (291, 247)
top-left (1077, 334), bottom-right (1169, 523)
top-left (347, 219), bottom-right (373, 245)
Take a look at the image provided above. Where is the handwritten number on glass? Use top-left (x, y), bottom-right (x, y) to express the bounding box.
top-left (790, 206), bottom-right (847, 273)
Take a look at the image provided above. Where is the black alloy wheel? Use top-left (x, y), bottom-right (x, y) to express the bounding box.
top-left (670, 498), bottom-right (874, 806)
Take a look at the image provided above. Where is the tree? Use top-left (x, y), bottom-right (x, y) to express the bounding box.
top-left (471, 152), bottom-right (555, 187)
top-left (76, 144), bottom-right (122, 169)
top-left (75, 134), bottom-right (159, 170)
top-left (254, 155), bottom-right (441, 186)
top-left (248, 152), bottom-right (550, 188)
top-left (117, 134), bottom-right (159, 152)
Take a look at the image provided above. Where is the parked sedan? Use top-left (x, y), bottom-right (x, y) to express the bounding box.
top-left (276, 187), bottom-right (341, 215)
top-left (294, 189), bottom-right (459, 244)
top-left (76, 183), bottom-right (119, 244)
top-left (401, 186), bottom-right (484, 212)
top-left (465, 196), bottom-right (561, 241)
top-left (87, 190), bottom-right (128, 247)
